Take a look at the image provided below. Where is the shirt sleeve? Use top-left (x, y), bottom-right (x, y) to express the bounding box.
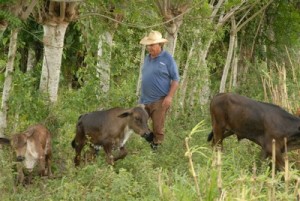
top-left (168, 55), bottom-right (180, 81)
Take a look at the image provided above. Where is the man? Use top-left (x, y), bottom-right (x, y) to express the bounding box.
top-left (139, 30), bottom-right (180, 150)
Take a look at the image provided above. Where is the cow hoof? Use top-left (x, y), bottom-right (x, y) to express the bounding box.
top-left (150, 142), bottom-right (160, 150)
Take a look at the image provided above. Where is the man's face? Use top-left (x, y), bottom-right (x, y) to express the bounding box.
top-left (146, 43), bottom-right (161, 58)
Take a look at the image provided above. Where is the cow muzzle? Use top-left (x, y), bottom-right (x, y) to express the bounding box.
top-left (16, 156), bottom-right (25, 162)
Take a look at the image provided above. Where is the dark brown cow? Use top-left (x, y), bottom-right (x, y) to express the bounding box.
top-left (71, 106), bottom-right (151, 166)
top-left (0, 124), bottom-right (52, 184)
top-left (208, 93), bottom-right (300, 170)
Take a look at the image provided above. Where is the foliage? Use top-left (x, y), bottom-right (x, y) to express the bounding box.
top-left (6, 68), bottom-right (52, 133)
top-left (0, 9), bottom-right (22, 28)
top-left (267, 1), bottom-right (300, 50)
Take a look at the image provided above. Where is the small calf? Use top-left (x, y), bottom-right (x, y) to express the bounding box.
top-left (0, 124), bottom-right (52, 184)
top-left (72, 106), bottom-right (151, 166)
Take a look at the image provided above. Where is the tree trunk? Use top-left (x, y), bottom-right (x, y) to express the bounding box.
top-left (186, 0), bottom-right (230, 106)
top-left (154, 0), bottom-right (188, 56)
top-left (189, 47), bottom-right (211, 107)
top-left (0, 29), bottom-right (19, 136)
top-left (177, 41), bottom-right (195, 114)
top-left (165, 29), bottom-right (178, 56)
top-left (219, 17), bottom-right (236, 93)
top-left (96, 31), bottom-right (113, 93)
top-left (26, 47), bottom-right (36, 72)
top-left (39, 23), bottom-right (68, 102)
top-left (231, 38), bottom-right (238, 88)
top-left (136, 45), bottom-right (146, 99)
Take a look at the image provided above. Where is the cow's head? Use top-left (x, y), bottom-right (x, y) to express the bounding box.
top-left (10, 130), bottom-right (34, 162)
top-left (118, 106), bottom-right (151, 136)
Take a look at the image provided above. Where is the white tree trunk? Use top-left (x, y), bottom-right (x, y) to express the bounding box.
top-left (0, 29), bottom-right (19, 136)
top-left (189, 38), bottom-right (213, 107)
top-left (188, 0), bottom-right (224, 105)
top-left (187, 0), bottom-right (230, 104)
top-left (178, 41), bottom-right (195, 111)
top-left (136, 45), bottom-right (146, 99)
top-left (96, 31), bottom-right (113, 93)
top-left (39, 23), bottom-right (68, 102)
top-left (26, 47), bottom-right (36, 72)
top-left (190, 47), bottom-right (211, 106)
top-left (165, 32), bottom-right (177, 56)
top-left (232, 38), bottom-right (238, 88)
top-left (219, 17), bottom-right (236, 93)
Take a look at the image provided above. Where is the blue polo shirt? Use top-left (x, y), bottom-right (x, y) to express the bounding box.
top-left (140, 50), bottom-right (180, 104)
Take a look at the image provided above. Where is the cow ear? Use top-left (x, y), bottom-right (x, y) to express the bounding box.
top-left (0, 137), bottom-right (10, 145)
top-left (118, 112), bottom-right (131, 118)
top-left (24, 129), bottom-right (35, 137)
top-left (137, 104), bottom-right (145, 109)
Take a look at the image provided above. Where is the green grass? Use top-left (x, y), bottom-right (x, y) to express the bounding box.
top-left (1, 108), bottom-right (300, 201)
top-left (1, 81), bottom-right (300, 200)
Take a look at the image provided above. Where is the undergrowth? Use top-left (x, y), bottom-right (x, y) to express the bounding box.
top-left (1, 63), bottom-right (300, 200)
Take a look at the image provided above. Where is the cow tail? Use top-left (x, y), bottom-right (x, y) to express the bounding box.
top-left (207, 131), bottom-right (213, 142)
top-left (72, 115), bottom-right (84, 149)
top-left (71, 139), bottom-right (76, 149)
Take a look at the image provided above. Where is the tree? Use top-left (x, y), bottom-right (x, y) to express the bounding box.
top-left (219, 0), bottom-right (273, 92)
top-left (96, 2), bottom-right (124, 93)
top-left (34, 0), bottom-right (78, 102)
top-left (175, 0), bottom-right (229, 111)
top-left (155, 0), bottom-right (191, 55)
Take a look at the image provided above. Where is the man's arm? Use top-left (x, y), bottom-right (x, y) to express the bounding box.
top-left (163, 80), bottom-right (179, 108)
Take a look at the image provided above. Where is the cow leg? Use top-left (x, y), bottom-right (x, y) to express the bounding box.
top-left (74, 141), bottom-right (85, 166)
top-left (84, 146), bottom-right (97, 164)
top-left (275, 152), bottom-right (285, 171)
top-left (259, 148), bottom-right (268, 161)
top-left (261, 141), bottom-right (285, 171)
top-left (256, 148), bottom-right (269, 170)
top-left (103, 144), bottom-right (114, 165)
top-left (212, 123), bottom-right (225, 149)
top-left (27, 170), bottom-right (33, 184)
top-left (114, 146), bottom-right (128, 161)
top-left (16, 163), bottom-right (24, 185)
top-left (45, 153), bottom-right (52, 177)
top-left (38, 156), bottom-right (47, 177)
top-left (261, 150), bottom-right (285, 171)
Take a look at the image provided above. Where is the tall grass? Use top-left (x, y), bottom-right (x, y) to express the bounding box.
top-left (2, 110), bottom-right (300, 200)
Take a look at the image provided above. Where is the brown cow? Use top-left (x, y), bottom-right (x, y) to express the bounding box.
top-left (71, 106), bottom-right (151, 166)
top-left (0, 124), bottom-right (52, 184)
top-left (208, 93), bottom-right (300, 170)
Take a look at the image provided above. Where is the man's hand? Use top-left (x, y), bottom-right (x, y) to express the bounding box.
top-left (162, 96), bottom-right (172, 108)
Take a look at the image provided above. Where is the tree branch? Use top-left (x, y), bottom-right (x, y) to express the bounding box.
top-left (236, 0), bottom-right (273, 32)
top-left (21, 0), bottom-right (39, 20)
top-left (210, 0), bottom-right (225, 22)
top-left (59, 2), bottom-right (66, 22)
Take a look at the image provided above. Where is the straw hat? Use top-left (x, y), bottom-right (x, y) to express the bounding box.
top-left (140, 30), bottom-right (168, 45)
